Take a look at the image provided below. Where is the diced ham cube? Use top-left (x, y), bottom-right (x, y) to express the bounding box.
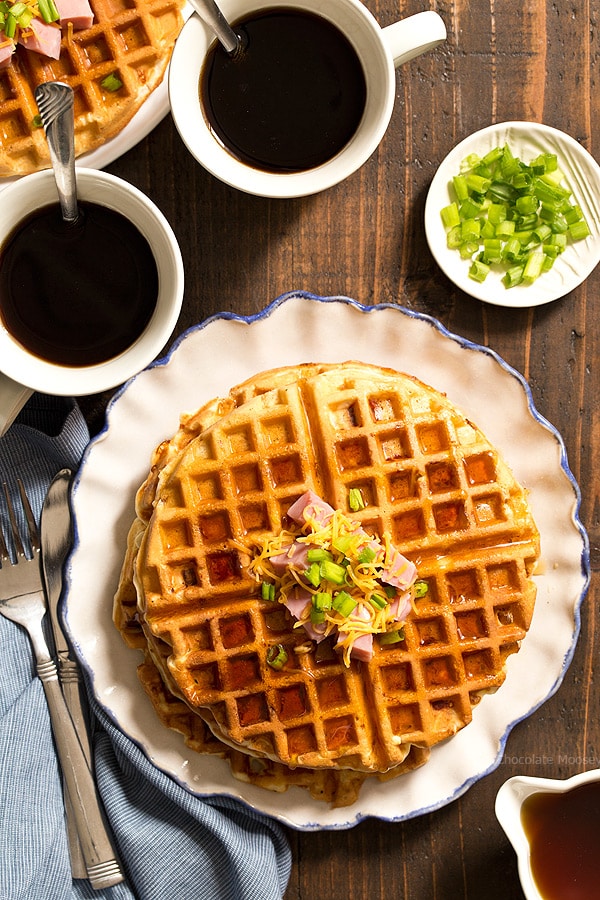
top-left (0, 34), bottom-right (15, 69)
top-left (19, 19), bottom-right (62, 59)
top-left (335, 631), bottom-right (373, 662)
top-left (55, 0), bottom-right (94, 30)
top-left (282, 587), bottom-right (311, 620)
top-left (282, 587), bottom-right (328, 643)
top-left (351, 632), bottom-right (374, 662)
top-left (381, 548), bottom-right (418, 591)
top-left (268, 540), bottom-right (309, 575)
top-left (301, 620), bottom-right (328, 643)
top-left (287, 490), bottom-right (335, 527)
top-left (388, 592), bottom-right (412, 621)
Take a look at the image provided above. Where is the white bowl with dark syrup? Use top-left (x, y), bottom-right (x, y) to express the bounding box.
top-left (496, 769), bottom-right (600, 900)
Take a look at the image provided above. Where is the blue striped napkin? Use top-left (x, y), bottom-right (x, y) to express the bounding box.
top-left (0, 396), bottom-right (291, 900)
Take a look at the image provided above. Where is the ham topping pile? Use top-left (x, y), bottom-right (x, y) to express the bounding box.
top-left (0, 0), bottom-right (93, 68)
top-left (249, 490), bottom-right (421, 666)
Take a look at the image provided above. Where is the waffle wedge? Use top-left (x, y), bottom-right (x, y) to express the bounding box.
top-left (125, 363), bottom-right (539, 779)
top-left (0, 0), bottom-right (184, 177)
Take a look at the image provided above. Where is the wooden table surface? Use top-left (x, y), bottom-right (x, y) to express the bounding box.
top-left (80, 1), bottom-right (599, 897)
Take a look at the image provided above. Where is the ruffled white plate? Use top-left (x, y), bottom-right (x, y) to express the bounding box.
top-left (65, 292), bottom-right (589, 830)
top-left (424, 121), bottom-right (600, 307)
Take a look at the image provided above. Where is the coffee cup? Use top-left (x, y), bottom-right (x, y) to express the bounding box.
top-left (168, 0), bottom-right (446, 198)
top-left (0, 168), bottom-right (184, 435)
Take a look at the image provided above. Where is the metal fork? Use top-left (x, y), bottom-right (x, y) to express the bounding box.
top-left (0, 481), bottom-right (124, 890)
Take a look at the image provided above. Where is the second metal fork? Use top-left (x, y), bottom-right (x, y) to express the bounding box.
top-left (0, 481), bottom-right (124, 890)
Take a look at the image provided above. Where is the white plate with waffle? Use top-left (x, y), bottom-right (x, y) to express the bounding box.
top-left (65, 292), bottom-right (589, 830)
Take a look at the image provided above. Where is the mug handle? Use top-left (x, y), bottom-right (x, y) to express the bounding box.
top-left (382, 10), bottom-right (447, 68)
top-left (0, 373), bottom-right (33, 436)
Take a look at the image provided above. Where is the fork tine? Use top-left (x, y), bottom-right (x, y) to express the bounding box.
top-left (2, 482), bottom-right (25, 559)
top-left (17, 479), bottom-right (40, 553)
top-left (0, 491), bottom-right (9, 564)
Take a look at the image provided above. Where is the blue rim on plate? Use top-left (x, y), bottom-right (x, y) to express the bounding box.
top-left (65, 292), bottom-right (590, 830)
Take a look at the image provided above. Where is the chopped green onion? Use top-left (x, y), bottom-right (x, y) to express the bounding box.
top-left (532, 223), bottom-right (552, 244)
top-left (414, 580), bottom-right (429, 598)
top-left (440, 143), bottom-right (591, 290)
top-left (563, 204), bottom-right (584, 225)
top-left (306, 548), bottom-right (332, 563)
top-left (460, 197), bottom-right (483, 219)
top-left (309, 593), bottom-right (332, 624)
top-left (4, 11), bottom-right (16, 37)
top-left (358, 546), bottom-right (377, 565)
top-left (101, 73), bottom-right (123, 92)
top-left (380, 628), bottom-right (405, 646)
top-left (266, 644), bottom-right (288, 670)
top-left (331, 534), bottom-right (355, 555)
top-left (312, 592), bottom-right (332, 611)
top-left (502, 264), bottom-right (525, 288)
top-left (32, 114), bottom-right (43, 128)
top-left (37, 0), bottom-right (59, 23)
top-left (481, 239), bottom-right (502, 263)
top-left (332, 590), bottom-right (357, 617)
top-left (370, 593), bottom-right (388, 610)
top-left (261, 581), bottom-right (276, 602)
top-left (305, 562), bottom-right (321, 587)
top-left (469, 259), bottom-right (490, 283)
top-left (569, 220), bottom-right (591, 241)
top-left (482, 146), bottom-right (504, 166)
top-left (348, 487), bottom-right (366, 511)
top-left (461, 217), bottom-right (480, 243)
top-left (495, 220), bottom-right (515, 239)
top-left (488, 180), bottom-right (515, 203)
top-left (17, 5), bottom-right (32, 24)
top-left (310, 607), bottom-right (326, 625)
top-left (320, 559), bottom-right (348, 585)
top-left (487, 203), bottom-right (507, 226)
top-left (452, 174), bottom-right (469, 201)
top-left (522, 250), bottom-right (544, 284)
top-left (466, 173), bottom-right (491, 194)
top-left (446, 225), bottom-right (462, 249)
top-left (441, 202), bottom-right (460, 229)
top-left (502, 236), bottom-right (522, 262)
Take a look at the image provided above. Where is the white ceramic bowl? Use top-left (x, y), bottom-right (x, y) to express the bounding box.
top-left (425, 121), bottom-right (600, 307)
top-left (495, 769), bottom-right (600, 899)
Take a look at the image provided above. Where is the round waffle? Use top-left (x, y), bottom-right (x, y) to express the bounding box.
top-left (0, 0), bottom-right (184, 177)
top-left (128, 363), bottom-right (540, 776)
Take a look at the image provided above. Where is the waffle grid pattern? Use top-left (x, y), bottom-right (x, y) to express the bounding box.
top-left (0, 0), bottom-right (183, 175)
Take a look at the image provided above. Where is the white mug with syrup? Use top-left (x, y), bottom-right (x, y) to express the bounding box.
top-left (0, 169), bottom-right (184, 436)
top-left (168, 0), bottom-right (446, 198)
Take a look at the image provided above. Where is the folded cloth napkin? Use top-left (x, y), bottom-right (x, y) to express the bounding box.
top-left (0, 396), bottom-right (292, 900)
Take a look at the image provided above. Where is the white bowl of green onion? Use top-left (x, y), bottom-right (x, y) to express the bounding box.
top-left (424, 121), bottom-right (600, 307)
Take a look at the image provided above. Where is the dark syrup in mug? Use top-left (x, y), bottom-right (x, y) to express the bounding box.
top-left (0, 201), bottom-right (158, 367)
top-left (200, 8), bottom-right (367, 173)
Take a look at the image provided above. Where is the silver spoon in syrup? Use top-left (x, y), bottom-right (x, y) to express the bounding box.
top-left (187, 0), bottom-right (245, 56)
top-left (34, 82), bottom-right (79, 225)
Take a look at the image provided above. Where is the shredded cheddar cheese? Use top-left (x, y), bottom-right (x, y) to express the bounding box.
top-left (247, 498), bottom-right (420, 666)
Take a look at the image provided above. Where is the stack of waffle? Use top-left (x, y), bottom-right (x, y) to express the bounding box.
top-left (114, 362), bottom-right (540, 806)
top-left (0, 0), bottom-right (184, 176)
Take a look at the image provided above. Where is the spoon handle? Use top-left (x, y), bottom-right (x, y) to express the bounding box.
top-left (34, 82), bottom-right (79, 224)
top-left (189, 0), bottom-right (241, 55)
